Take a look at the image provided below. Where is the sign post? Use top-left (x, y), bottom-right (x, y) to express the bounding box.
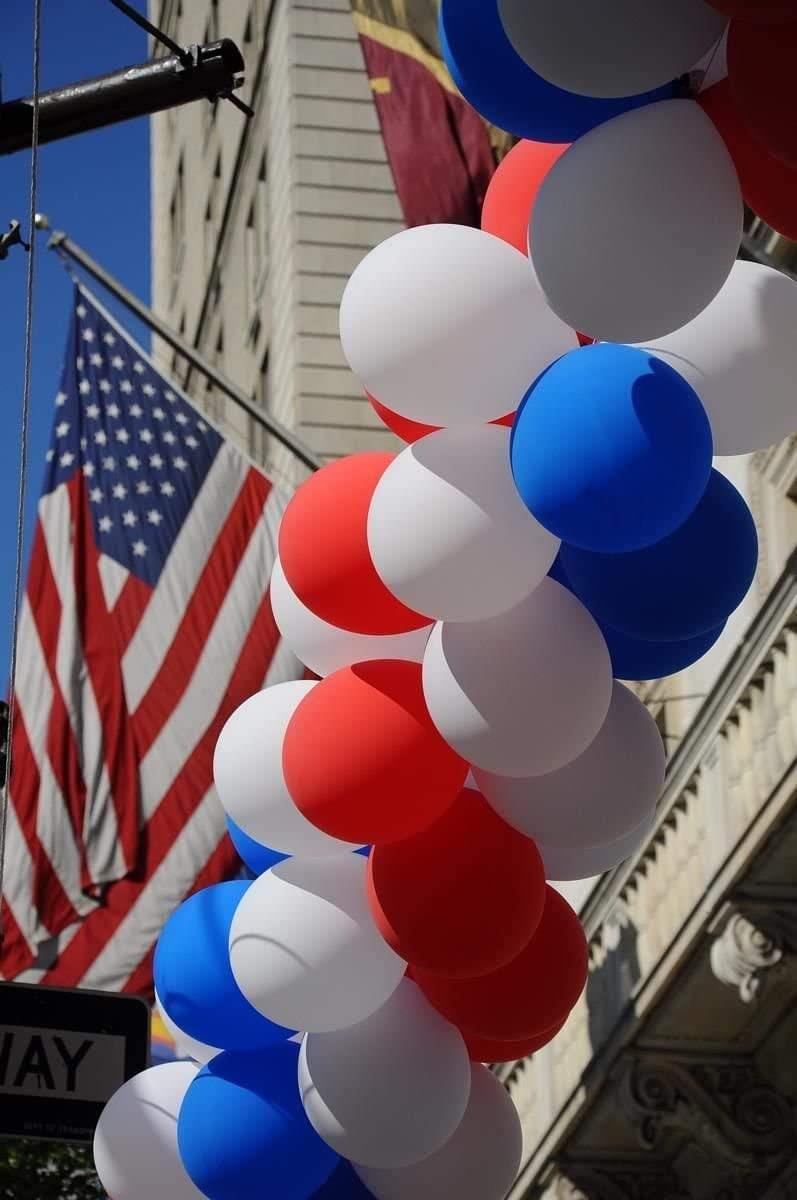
top-left (0, 982), bottom-right (149, 1143)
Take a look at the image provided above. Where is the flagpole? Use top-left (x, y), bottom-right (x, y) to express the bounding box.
top-left (36, 216), bottom-right (322, 474)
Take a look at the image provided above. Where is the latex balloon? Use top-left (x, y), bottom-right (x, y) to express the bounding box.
top-left (368, 427), bottom-right (560, 622)
top-left (728, 20), bottom-right (797, 167)
top-left (560, 470), bottom-right (758, 643)
top-left (540, 811), bottom-right (655, 881)
top-left (510, 345), bottom-right (713, 553)
top-left (312, 1163), bottom-right (378, 1200)
top-left (498, 0), bottom-right (726, 99)
top-left (474, 683), bottom-right (664, 853)
top-left (94, 1063), bottom-right (205, 1200)
top-left (700, 79), bottom-right (797, 241)
top-left (440, 0), bottom-right (675, 143)
top-left (278, 455), bottom-right (429, 636)
top-left (282, 661), bottom-right (468, 845)
top-left (481, 138), bottom-right (569, 254)
top-left (548, 555), bottom-right (727, 678)
top-left (601, 619), bottom-right (726, 681)
top-left (367, 786), bottom-right (546, 978)
top-left (355, 1064), bottom-right (522, 1200)
top-left (271, 556), bottom-right (431, 677)
top-left (638, 261), bottom-right (797, 455)
top-left (229, 854), bottom-right (406, 1033)
top-left (531, 100), bottom-right (742, 343)
top-left (299, 981), bottom-right (471, 1168)
top-left (707, 0), bottom-right (797, 18)
top-left (226, 816), bottom-right (286, 877)
top-left (368, 394), bottom-right (514, 443)
top-left (177, 1042), bottom-right (338, 1200)
top-left (414, 886), bottom-right (588, 1040)
top-left (155, 990), bottom-right (220, 1065)
top-left (154, 882), bottom-right (291, 1052)
top-left (422, 578), bottom-right (612, 778)
top-left (464, 1018), bottom-right (566, 1064)
top-left (214, 682), bottom-right (360, 856)
top-left (339, 224), bottom-right (577, 428)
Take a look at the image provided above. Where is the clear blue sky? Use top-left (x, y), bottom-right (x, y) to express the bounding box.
top-left (0, 1), bottom-right (151, 689)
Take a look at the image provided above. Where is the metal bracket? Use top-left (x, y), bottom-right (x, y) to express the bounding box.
top-left (0, 220), bottom-right (30, 261)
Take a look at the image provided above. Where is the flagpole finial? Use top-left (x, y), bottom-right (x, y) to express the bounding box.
top-left (34, 212), bottom-right (50, 231)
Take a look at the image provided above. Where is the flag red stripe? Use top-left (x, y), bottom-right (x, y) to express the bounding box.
top-left (72, 478), bottom-right (141, 879)
top-left (10, 708), bottom-right (83, 936)
top-left (131, 470), bottom-right (272, 757)
top-left (112, 573), bottom-right (153, 656)
top-left (0, 900), bottom-right (35, 979)
top-left (40, 583), bottom-right (281, 989)
top-left (121, 834), bottom-right (239, 999)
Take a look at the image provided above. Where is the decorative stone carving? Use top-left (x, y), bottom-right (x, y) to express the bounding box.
top-left (615, 1052), bottom-right (793, 1182)
top-left (554, 1161), bottom-right (689, 1200)
top-left (709, 912), bottom-right (783, 1003)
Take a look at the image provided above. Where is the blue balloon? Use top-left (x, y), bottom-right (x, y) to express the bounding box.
top-left (440, 0), bottom-right (676, 143)
top-left (549, 554), bottom-right (725, 678)
top-left (178, 1041), bottom-right (338, 1200)
top-left (601, 620), bottom-right (726, 681)
top-left (511, 346), bottom-right (713, 553)
top-left (310, 1162), bottom-right (376, 1200)
top-left (154, 881), bottom-right (292, 1051)
top-left (560, 470), bottom-right (758, 643)
top-left (226, 816), bottom-right (287, 876)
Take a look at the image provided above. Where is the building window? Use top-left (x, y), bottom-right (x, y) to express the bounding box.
top-left (245, 155), bottom-right (268, 320)
top-left (249, 351), bottom-right (270, 463)
top-left (204, 153), bottom-right (222, 273)
top-left (169, 155), bottom-right (186, 285)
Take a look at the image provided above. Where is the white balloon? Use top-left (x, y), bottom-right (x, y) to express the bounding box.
top-left (339, 224), bottom-right (577, 428)
top-left (355, 1063), bottom-right (522, 1200)
top-left (498, 0), bottom-right (726, 99)
top-left (540, 810), bottom-right (655, 881)
top-left (299, 980), bottom-right (470, 1168)
top-left (367, 426), bottom-right (560, 622)
top-left (422, 578), bottom-right (612, 777)
top-left (474, 682), bottom-right (665, 849)
top-left (531, 100), bottom-right (742, 344)
top-left (638, 261), bottom-right (797, 455)
top-left (213, 682), bottom-right (359, 857)
top-left (94, 1063), bottom-right (204, 1200)
top-left (229, 854), bottom-right (406, 1033)
top-left (270, 556), bottom-right (431, 676)
top-left (155, 989), bottom-right (220, 1065)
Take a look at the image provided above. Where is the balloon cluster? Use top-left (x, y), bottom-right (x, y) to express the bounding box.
top-left (93, 4), bottom-right (797, 1199)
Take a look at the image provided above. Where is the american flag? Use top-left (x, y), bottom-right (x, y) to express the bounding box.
top-left (1, 286), bottom-right (299, 992)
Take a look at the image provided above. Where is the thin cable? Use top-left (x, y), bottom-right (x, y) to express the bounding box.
top-left (0, 0), bottom-right (43, 947)
top-left (106, 0), bottom-right (190, 65)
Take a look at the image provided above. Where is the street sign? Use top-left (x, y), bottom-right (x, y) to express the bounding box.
top-left (0, 981), bottom-right (149, 1143)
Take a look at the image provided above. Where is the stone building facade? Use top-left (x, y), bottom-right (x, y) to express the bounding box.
top-left (149, 4), bottom-right (797, 1192)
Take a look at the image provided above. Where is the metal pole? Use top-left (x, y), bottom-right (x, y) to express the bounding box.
top-left (40, 220), bottom-right (321, 473)
top-left (0, 41), bottom-right (248, 156)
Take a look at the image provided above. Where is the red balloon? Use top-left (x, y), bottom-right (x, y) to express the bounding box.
top-left (278, 453), bottom-right (429, 635)
top-left (367, 787), bottom-right (546, 979)
top-left (728, 20), bottom-right (797, 167)
top-left (464, 1017), bottom-right (567, 1064)
top-left (707, 1), bottom-right (796, 20)
top-left (367, 394), bottom-right (514, 445)
top-left (282, 660), bottom-right (469, 845)
top-left (482, 139), bottom-right (569, 256)
top-left (699, 79), bottom-right (797, 239)
top-left (413, 886), bottom-right (588, 1041)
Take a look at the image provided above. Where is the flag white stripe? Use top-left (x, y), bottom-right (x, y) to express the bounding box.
top-left (38, 490), bottom-right (127, 888)
top-left (13, 599), bottom-right (94, 921)
top-left (78, 788), bottom-right (226, 990)
top-left (138, 491), bottom-right (284, 819)
top-left (123, 445), bottom-right (250, 712)
top-left (1, 801), bottom-right (45, 955)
